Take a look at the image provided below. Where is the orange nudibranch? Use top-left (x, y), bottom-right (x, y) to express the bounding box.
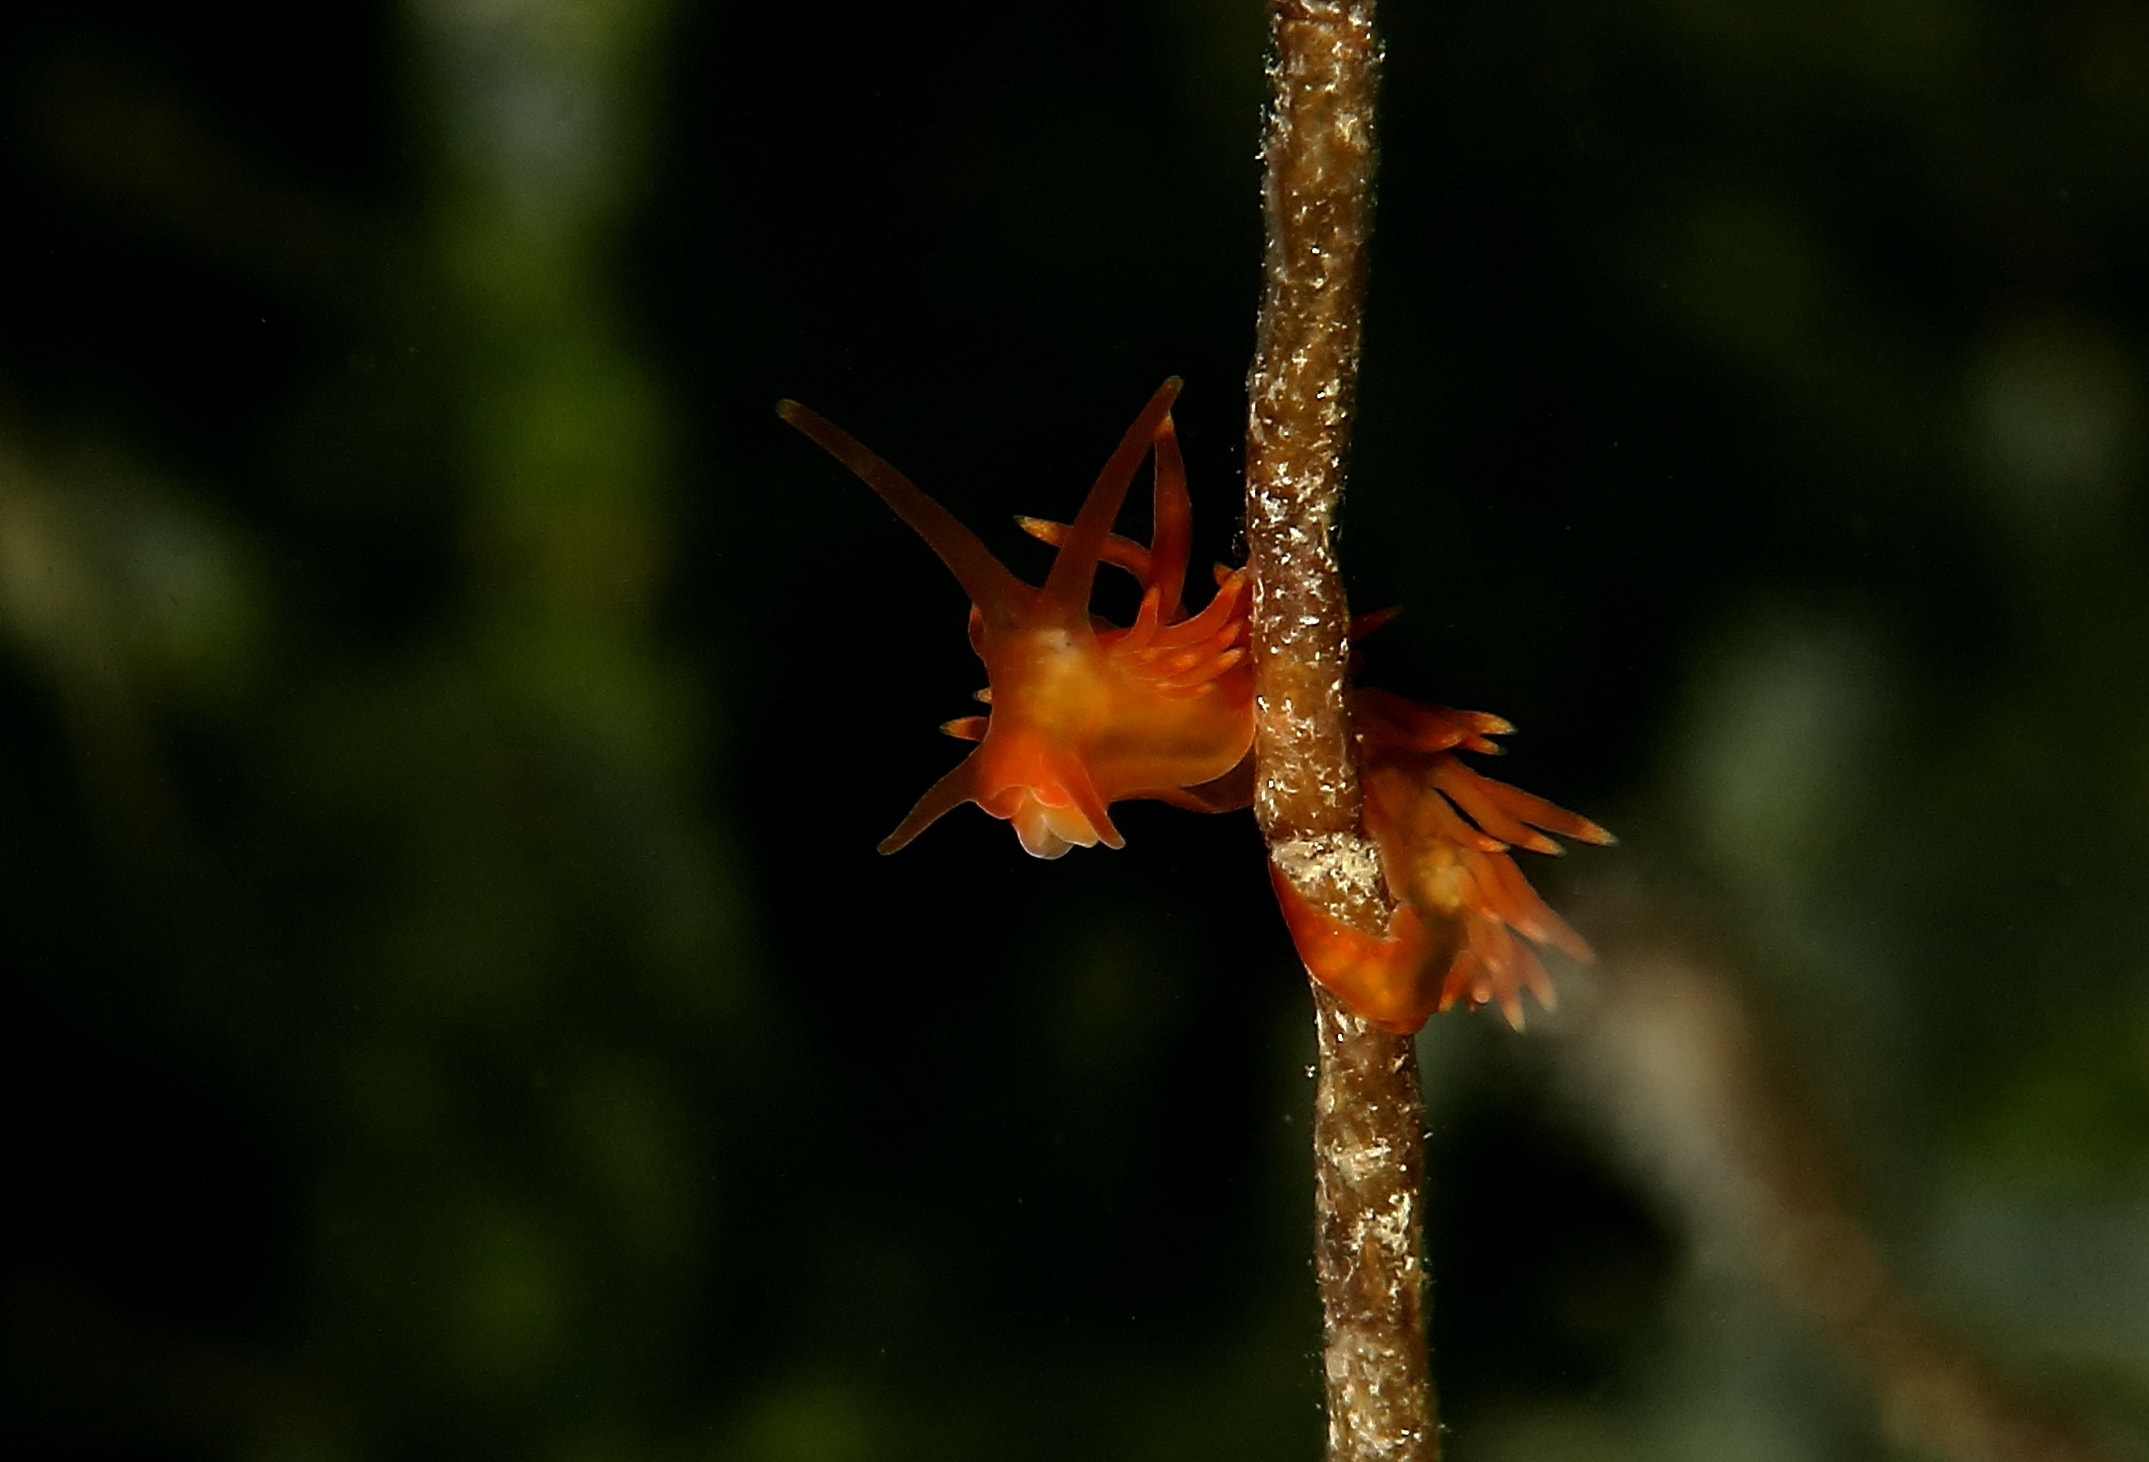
top-left (777, 379), bottom-right (1255, 859)
top-left (777, 378), bottom-right (1608, 1033)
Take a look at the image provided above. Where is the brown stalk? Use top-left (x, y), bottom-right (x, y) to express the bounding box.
top-left (1242, 3), bottom-right (1436, 1459)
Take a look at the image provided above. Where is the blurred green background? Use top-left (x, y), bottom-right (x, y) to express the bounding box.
top-left (2, 1), bottom-right (2146, 1459)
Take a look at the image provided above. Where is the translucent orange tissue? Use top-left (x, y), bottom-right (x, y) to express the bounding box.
top-left (1272, 689), bottom-right (1613, 1032)
top-left (779, 378), bottom-right (1607, 1033)
top-left (777, 379), bottom-right (1254, 860)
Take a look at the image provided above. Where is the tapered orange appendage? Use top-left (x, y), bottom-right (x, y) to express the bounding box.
top-left (1268, 865), bottom-right (1455, 1034)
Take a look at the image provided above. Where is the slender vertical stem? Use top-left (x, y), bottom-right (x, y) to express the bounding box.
top-left (1242, 3), bottom-right (1437, 1460)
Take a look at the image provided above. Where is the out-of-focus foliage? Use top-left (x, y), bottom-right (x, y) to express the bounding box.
top-left (0, 1), bottom-right (2144, 1459)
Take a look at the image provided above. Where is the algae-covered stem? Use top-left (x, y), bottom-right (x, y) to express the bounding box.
top-left (1242, 2), bottom-right (1437, 1459)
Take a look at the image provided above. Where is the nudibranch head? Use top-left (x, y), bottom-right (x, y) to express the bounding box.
top-left (778, 380), bottom-right (1255, 859)
top-left (982, 781), bottom-right (1113, 861)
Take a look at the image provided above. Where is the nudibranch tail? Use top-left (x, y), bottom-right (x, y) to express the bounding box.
top-left (1040, 377), bottom-right (1183, 621)
top-left (1267, 867), bottom-right (1453, 1035)
top-left (1272, 691), bottom-right (1611, 1033)
top-left (777, 399), bottom-right (1032, 631)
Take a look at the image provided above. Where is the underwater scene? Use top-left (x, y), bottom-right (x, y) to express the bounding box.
top-left (2, 2), bottom-right (2145, 1458)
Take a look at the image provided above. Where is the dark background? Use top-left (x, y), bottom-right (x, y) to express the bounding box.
top-left (3, 1), bottom-right (2146, 1458)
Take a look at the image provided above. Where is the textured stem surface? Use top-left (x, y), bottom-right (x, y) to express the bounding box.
top-left (1242, 3), bottom-right (1436, 1459)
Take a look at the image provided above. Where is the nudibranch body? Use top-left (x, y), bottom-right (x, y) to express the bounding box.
top-left (777, 379), bottom-right (1254, 859)
top-left (778, 378), bottom-right (1608, 1032)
